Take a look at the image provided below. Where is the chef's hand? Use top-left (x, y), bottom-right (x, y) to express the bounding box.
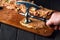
top-left (46, 11), bottom-right (60, 30)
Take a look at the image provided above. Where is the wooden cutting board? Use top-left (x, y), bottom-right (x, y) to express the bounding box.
top-left (0, 7), bottom-right (54, 37)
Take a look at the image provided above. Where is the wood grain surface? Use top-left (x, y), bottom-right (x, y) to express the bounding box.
top-left (0, 7), bottom-right (54, 37)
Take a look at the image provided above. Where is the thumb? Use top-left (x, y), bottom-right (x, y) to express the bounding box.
top-left (46, 19), bottom-right (53, 26)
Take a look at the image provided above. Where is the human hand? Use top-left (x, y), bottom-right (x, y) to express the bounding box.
top-left (46, 11), bottom-right (60, 30)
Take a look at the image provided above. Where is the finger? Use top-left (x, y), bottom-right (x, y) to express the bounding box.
top-left (54, 26), bottom-right (58, 30)
top-left (46, 19), bottom-right (53, 26)
top-left (53, 19), bottom-right (60, 25)
top-left (58, 26), bottom-right (60, 30)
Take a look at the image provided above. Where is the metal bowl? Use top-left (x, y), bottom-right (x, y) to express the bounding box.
top-left (16, 1), bottom-right (40, 9)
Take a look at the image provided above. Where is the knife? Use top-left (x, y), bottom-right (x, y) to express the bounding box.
top-left (19, 12), bottom-right (60, 29)
top-left (19, 12), bottom-right (47, 22)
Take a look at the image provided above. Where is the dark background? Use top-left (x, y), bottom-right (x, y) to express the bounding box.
top-left (34, 0), bottom-right (60, 11)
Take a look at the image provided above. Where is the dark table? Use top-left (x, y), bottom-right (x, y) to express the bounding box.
top-left (0, 22), bottom-right (60, 40)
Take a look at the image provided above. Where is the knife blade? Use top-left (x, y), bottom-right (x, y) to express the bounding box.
top-left (19, 13), bottom-right (47, 22)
